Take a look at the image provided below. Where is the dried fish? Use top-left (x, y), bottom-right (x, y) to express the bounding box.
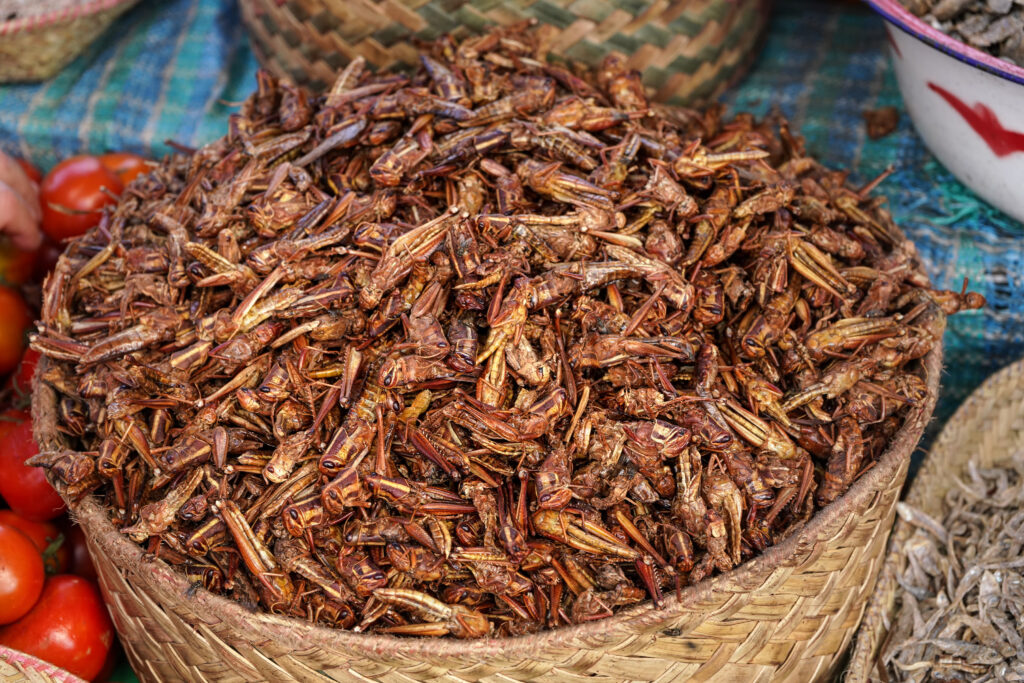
top-left (902, 0), bottom-right (1024, 66)
top-left (880, 452), bottom-right (1024, 680)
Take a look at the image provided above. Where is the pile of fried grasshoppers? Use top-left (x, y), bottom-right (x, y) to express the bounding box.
top-left (31, 24), bottom-right (984, 638)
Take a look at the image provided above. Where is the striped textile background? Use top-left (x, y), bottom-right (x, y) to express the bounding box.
top-left (0, 0), bottom-right (1020, 452)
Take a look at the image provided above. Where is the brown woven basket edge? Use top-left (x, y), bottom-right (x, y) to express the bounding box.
top-left (0, 644), bottom-right (86, 683)
top-left (0, 0), bottom-right (135, 35)
top-left (31, 338), bottom-right (941, 661)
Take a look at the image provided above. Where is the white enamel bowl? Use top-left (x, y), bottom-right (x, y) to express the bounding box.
top-left (865, 0), bottom-right (1024, 223)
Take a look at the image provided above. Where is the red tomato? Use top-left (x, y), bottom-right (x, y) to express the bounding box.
top-left (64, 524), bottom-right (97, 581)
top-left (33, 238), bottom-right (63, 280)
top-left (98, 152), bottom-right (149, 186)
top-left (0, 523), bottom-right (45, 624)
top-left (0, 238), bottom-right (38, 286)
top-left (14, 158), bottom-right (42, 184)
top-left (39, 156), bottom-right (123, 241)
top-left (11, 347), bottom-right (40, 395)
top-left (0, 575), bottom-right (114, 681)
top-left (0, 511), bottom-right (68, 575)
top-left (0, 286), bottom-right (31, 376)
top-left (0, 411), bottom-right (65, 522)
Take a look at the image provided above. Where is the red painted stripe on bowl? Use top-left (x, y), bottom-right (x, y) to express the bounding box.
top-left (883, 26), bottom-right (901, 59)
top-left (865, 0), bottom-right (1024, 85)
top-left (927, 82), bottom-right (1024, 157)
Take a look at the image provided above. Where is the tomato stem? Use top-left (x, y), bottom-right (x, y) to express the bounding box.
top-left (41, 532), bottom-right (65, 575)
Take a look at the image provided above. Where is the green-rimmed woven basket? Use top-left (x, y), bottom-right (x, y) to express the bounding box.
top-left (239, 0), bottom-right (770, 104)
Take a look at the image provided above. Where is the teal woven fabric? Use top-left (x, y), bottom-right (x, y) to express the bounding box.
top-left (0, 0), bottom-right (1020, 447)
top-left (0, 0), bottom-right (253, 167)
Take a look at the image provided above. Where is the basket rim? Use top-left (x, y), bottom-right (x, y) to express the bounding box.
top-left (35, 336), bottom-right (941, 659)
top-left (0, 644), bottom-right (86, 683)
top-left (0, 0), bottom-right (136, 36)
top-left (905, 355), bottom-right (1024, 505)
top-left (847, 355), bottom-right (1024, 679)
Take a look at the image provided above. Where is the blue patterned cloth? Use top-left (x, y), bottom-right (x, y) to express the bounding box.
top-left (0, 0), bottom-right (1020, 448)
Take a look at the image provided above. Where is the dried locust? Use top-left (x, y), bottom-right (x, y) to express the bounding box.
top-left (32, 24), bottom-right (983, 638)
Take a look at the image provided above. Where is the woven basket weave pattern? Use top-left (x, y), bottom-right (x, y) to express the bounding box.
top-left (0, 645), bottom-right (84, 683)
top-left (0, 0), bottom-right (139, 82)
top-left (32, 340), bottom-right (940, 682)
top-left (239, 0), bottom-right (769, 104)
top-left (847, 358), bottom-right (1024, 682)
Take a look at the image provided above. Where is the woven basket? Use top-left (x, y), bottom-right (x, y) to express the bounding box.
top-left (238, 0), bottom-right (770, 104)
top-left (0, 0), bottom-right (139, 83)
top-left (31, 327), bottom-right (940, 682)
top-left (846, 358), bottom-right (1024, 682)
top-left (0, 645), bottom-right (85, 683)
